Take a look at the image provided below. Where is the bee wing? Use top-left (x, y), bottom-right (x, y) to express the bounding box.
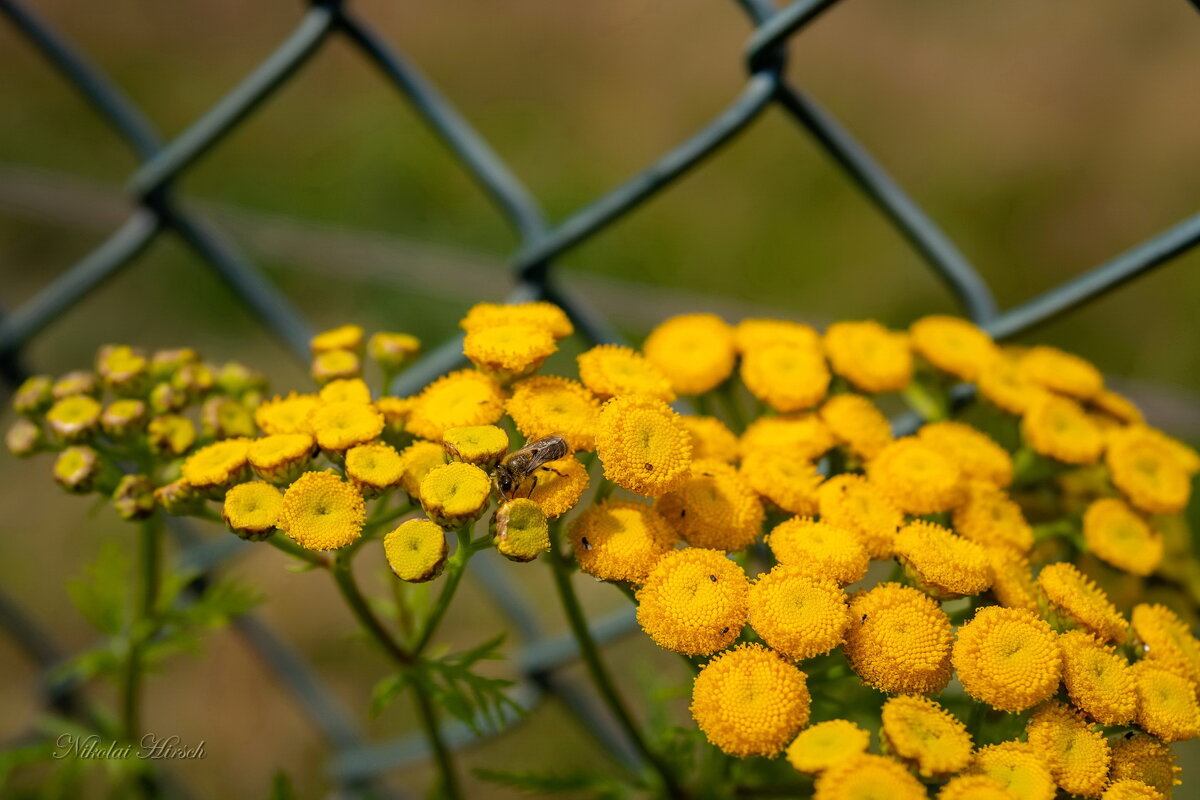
top-left (519, 435), bottom-right (570, 471)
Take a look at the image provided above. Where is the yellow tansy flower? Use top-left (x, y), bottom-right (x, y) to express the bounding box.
top-left (569, 501), bottom-right (678, 584)
top-left (311, 349), bottom-right (361, 384)
top-left (1131, 604), bottom-right (1200, 686)
top-left (909, 314), bottom-right (999, 381)
top-left (1108, 734), bottom-right (1181, 799)
top-left (248, 433), bottom-right (315, 484)
top-left (101, 399), bottom-right (147, 437)
top-left (376, 395), bottom-right (416, 435)
top-left (1103, 780), bottom-right (1166, 800)
top-left (308, 402), bottom-right (385, 452)
top-left (223, 481), bottom-right (283, 541)
top-left (1083, 498), bottom-right (1163, 576)
top-left (319, 378), bottom-right (372, 405)
top-left (255, 393), bottom-right (321, 436)
top-left (311, 324), bottom-right (364, 354)
top-left (278, 471), bottom-right (365, 551)
top-left (406, 369), bottom-right (505, 441)
top-left (54, 446), bottom-right (100, 494)
top-left (740, 343), bottom-right (830, 412)
top-left (576, 344), bottom-right (675, 402)
top-left (748, 566), bottom-right (850, 661)
top-left (147, 414), bottom-right (196, 456)
top-left (842, 582), bottom-right (953, 695)
top-left (113, 474), bottom-right (156, 521)
top-left (1058, 630), bottom-right (1136, 726)
top-left (733, 318), bottom-right (820, 354)
top-left (952, 606), bottom-right (1061, 712)
top-left (595, 395), bottom-right (692, 497)
top-left (656, 460), bottom-right (764, 552)
top-left (978, 354), bottom-right (1053, 416)
top-left (459, 301), bottom-right (573, 339)
top-left (383, 518), bottom-right (447, 582)
top-left (1089, 388), bottom-right (1144, 426)
top-left (368, 331), bottom-right (421, 373)
top-left (822, 320), bottom-right (913, 394)
top-left (1022, 395), bottom-right (1104, 465)
top-left (1131, 661), bottom-right (1200, 743)
top-left (397, 440), bottom-right (448, 501)
top-left (1106, 427), bottom-right (1193, 515)
top-left (814, 754), bottom-right (927, 800)
top-left (442, 425), bottom-right (509, 468)
top-left (816, 474), bottom-right (901, 559)
top-left (972, 741), bottom-right (1056, 800)
top-left (181, 438), bottom-right (251, 492)
top-left (739, 412), bottom-right (834, 461)
top-left (6, 418), bottom-right (41, 457)
top-left (52, 369), bottom-right (99, 400)
top-left (938, 775), bottom-right (1016, 800)
top-left (46, 394), bottom-right (102, 440)
top-left (506, 376), bottom-right (599, 451)
top-left (636, 548), bottom-right (748, 655)
top-left (680, 415), bottom-right (739, 463)
top-left (767, 517), bottom-right (868, 586)
top-left (881, 694), bottom-right (972, 777)
top-left (1038, 562), bottom-right (1129, 643)
top-left (345, 442), bottom-right (405, 493)
top-left (201, 397), bottom-right (256, 440)
top-left (1026, 701), bottom-right (1110, 798)
top-left (463, 322), bottom-right (557, 381)
top-left (894, 520), bottom-right (991, 599)
top-left (819, 394), bottom-right (893, 460)
top-left (526, 455), bottom-right (589, 518)
top-left (95, 344), bottom-right (146, 393)
top-left (785, 719), bottom-right (869, 774)
top-left (419, 462), bottom-right (491, 527)
top-left (492, 499), bottom-right (550, 562)
top-left (867, 437), bottom-right (965, 514)
top-left (953, 481), bottom-right (1033, 554)
top-left (12, 374), bottom-right (53, 415)
top-left (689, 643), bottom-right (810, 758)
top-left (986, 547), bottom-right (1040, 612)
top-left (643, 313), bottom-right (736, 396)
top-left (739, 450), bottom-right (824, 516)
top-left (918, 421), bottom-right (1013, 487)
top-left (1020, 345), bottom-right (1104, 400)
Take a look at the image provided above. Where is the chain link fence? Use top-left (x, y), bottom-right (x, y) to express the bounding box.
top-left (2, 0), bottom-right (1199, 797)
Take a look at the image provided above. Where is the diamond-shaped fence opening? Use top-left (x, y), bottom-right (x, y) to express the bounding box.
top-left (2, 0), bottom-right (1199, 796)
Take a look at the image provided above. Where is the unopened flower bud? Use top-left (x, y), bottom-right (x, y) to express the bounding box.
top-left (376, 396), bottom-right (415, 439)
top-left (310, 349), bottom-right (360, 385)
top-left (54, 446), bottom-right (100, 494)
top-left (52, 370), bottom-right (99, 399)
top-left (101, 399), bottom-right (148, 438)
top-left (154, 479), bottom-right (202, 516)
top-left (6, 418), bottom-right (43, 457)
top-left (383, 519), bottom-right (448, 582)
top-left (46, 395), bottom-right (102, 441)
top-left (12, 375), bottom-right (53, 415)
top-left (96, 344), bottom-right (148, 395)
top-left (215, 361), bottom-right (267, 398)
top-left (147, 414), bottom-right (197, 457)
top-left (150, 348), bottom-right (200, 381)
top-left (491, 499), bottom-right (550, 562)
top-left (172, 362), bottom-right (214, 399)
top-left (149, 382), bottom-right (186, 414)
top-left (201, 396), bottom-right (257, 439)
top-left (113, 474), bottom-right (156, 520)
top-left (369, 332), bottom-right (421, 373)
top-left (311, 324), bottom-right (365, 355)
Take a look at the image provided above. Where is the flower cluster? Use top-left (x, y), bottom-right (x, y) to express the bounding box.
top-left (11, 306), bottom-right (1200, 799)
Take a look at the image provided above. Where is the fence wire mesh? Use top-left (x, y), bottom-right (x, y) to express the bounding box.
top-left (2, 0), bottom-right (1199, 796)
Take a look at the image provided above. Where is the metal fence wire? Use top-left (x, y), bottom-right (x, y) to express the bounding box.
top-left (2, 0), bottom-right (1199, 796)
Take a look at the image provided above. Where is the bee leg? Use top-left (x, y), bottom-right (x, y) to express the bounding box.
top-left (525, 474), bottom-right (539, 499)
top-left (540, 466), bottom-right (568, 477)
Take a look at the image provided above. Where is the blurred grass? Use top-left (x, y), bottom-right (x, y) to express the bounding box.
top-left (2, 0), bottom-right (1200, 797)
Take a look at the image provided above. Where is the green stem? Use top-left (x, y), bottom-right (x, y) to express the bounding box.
top-left (412, 526), bottom-right (473, 656)
top-left (266, 534), bottom-right (333, 569)
top-left (717, 380), bottom-right (747, 433)
top-left (547, 532), bottom-right (686, 798)
top-left (412, 674), bottom-right (464, 800)
top-left (122, 516), bottom-right (163, 800)
top-left (903, 381), bottom-right (948, 422)
top-left (331, 550), bottom-right (462, 799)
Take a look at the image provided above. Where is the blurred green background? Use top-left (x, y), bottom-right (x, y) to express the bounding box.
top-left (2, 0), bottom-right (1200, 797)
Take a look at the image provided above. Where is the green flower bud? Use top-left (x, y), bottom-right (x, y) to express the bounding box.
top-left (147, 414), bottom-right (197, 457)
top-left (201, 396), bottom-right (257, 439)
top-left (113, 474), bottom-right (156, 521)
top-left (6, 418), bottom-right (43, 457)
top-left (51, 370), bottom-right (99, 400)
top-left (54, 446), bottom-right (101, 494)
top-left (12, 375), bottom-right (54, 415)
top-left (96, 344), bottom-right (148, 396)
top-left (368, 332), bottom-right (421, 374)
top-left (101, 399), bottom-right (148, 438)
